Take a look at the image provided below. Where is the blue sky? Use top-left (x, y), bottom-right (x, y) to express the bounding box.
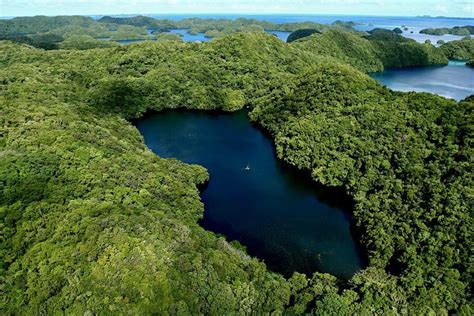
top-left (1, 0), bottom-right (473, 18)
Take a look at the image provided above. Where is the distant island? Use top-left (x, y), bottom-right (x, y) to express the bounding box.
top-left (0, 15), bottom-right (364, 49)
top-left (420, 25), bottom-right (474, 36)
top-left (416, 15), bottom-right (474, 20)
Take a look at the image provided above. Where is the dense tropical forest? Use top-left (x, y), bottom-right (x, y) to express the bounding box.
top-left (439, 37), bottom-right (474, 60)
top-left (420, 25), bottom-right (474, 36)
top-left (0, 15), bottom-right (358, 49)
top-left (0, 15), bottom-right (473, 315)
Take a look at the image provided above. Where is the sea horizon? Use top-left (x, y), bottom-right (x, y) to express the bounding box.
top-left (2, 13), bottom-right (473, 19)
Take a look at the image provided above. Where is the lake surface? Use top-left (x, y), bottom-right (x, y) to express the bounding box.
top-left (371, 61), bottom-right (474, 100)
top-left (169, 29), bottom-right (209, 42)
top-left (136, 110), bottom-right (364, 278)
top-left (267, 30), bottom-right (291, 42)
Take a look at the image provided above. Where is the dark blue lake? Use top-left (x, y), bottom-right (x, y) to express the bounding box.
top-left (169, 29), bottom-right (209, 42)
top-left (136, 110), bottom-right (365, 278)
top-left (371, 61), bottom-right (474, 101)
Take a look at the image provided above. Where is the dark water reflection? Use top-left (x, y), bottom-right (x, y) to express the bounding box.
top-left (136, 110), bottom-right (365, 278)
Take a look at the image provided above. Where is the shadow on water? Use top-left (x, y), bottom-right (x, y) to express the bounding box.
top-left (135, 109), bottom-right (367, 279)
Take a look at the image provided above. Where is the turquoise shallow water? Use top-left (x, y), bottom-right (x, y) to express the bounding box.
top-left (371, 61), bottom-right (474, 101)
top-left (136, 110), bottom-right (365, 278)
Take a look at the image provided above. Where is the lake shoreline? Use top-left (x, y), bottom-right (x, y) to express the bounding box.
top-left (135, 108), bottom-right (367, 279)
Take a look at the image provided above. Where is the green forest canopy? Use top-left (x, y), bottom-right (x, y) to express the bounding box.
top-left (287, 28), bottom-right (321, 43)
top-left (0, 15), bottom-right (358, 49)
top-left (292, 29), bottom-right (448, 72)
top-left (1, 15), bottom-right (472, 63)
top-left (0, 20), bottom-right (473, 315)
top-left (439, 37), bottom-right (474, 60)
top-left (420, 25), bottom-right (474, 36)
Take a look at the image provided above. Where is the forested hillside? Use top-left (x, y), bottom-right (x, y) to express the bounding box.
top-left (292, 30), bottom-right (448, 72)
top-left (0, 30), bottom-right (472, 315)
top-left (420, 25), bottom-right (474, 36)
top-left (0, 15), bottom-right (356, 50)
top-left (440, 37), bottom-right (474, 60)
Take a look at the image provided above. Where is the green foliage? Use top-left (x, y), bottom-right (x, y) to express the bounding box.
top-left (367, 28), bottom-right (411, 42)
top-left (154, 32), bottom-right (183, 42)
top-left (46, 24), bottom-right (113, 39)
top-left (420, 26), bottom-right (474, 36)
top-left (293, 30), bottom-right (386, 72)
top-left (98, 15), bottom-right (167, 30)
top-left (0, 15), bottom-right (95, 35)
top-left (94, 16), bottom-right (360, 36)
top-left (332, 20), bottom-right (360, 29)
top-left (287, 28), bottom-right (321, 43)
top-left (440, 37), bottom-right (474, 60)
top-left (0, 16), bottom-right (156, 49)
top-left (0, 38), bottom-right (294, 314)
top-left (0, 33), bottom-right (64, 49)
top-left (250, 61), bottom-right (473, 313)
top-left (293, 29), bottom-right (448, 72)
top-left (58, 35), bottom-right (119, 50)
top-left (393, 27), bottom-right (403, 34)
top-left (0, 15), bottom-right (361, 52)
top-left (204, 29), bottom-right (225, 38)
top-left (108, 25), bottom-right (148, 41)
top-left (371, 40), bottom-right (447, 68)
top-left (0, 28), bottom-right (472, 315)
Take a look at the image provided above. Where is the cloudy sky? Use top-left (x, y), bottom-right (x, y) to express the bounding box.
top-left (1, 0), bottom-right (473, 18)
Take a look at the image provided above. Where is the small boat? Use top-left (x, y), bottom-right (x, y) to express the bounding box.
top-left (244, 164), bottom-right (250, 171)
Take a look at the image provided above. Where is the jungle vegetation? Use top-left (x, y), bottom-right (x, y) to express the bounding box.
top-left (0, 15), bottom-right (360, 49)
top-left (0, 17), bottom-right (473, 315)
top-left (292, 29), bottom-right (448, 72)
top-left (287, 29), bottom-right (321, 43)
top-left (439, 37), bottom-right (474, 60)
top-left (393, 27), bottom-right (403, 34)
top-left (420, 25), bottom-right (474, 36)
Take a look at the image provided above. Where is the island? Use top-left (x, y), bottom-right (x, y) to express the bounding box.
top-left (420, 25), bottom-right (474, 36)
